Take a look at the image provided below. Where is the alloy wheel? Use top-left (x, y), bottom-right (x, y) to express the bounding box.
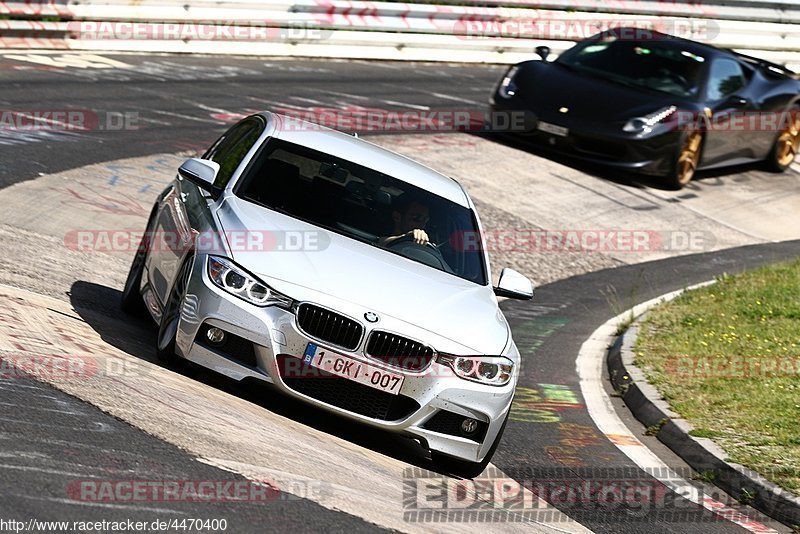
top-left (676, 130), bottom-right (703, 186)
top-left (157, 257), bottom-right (193, 355)
top-left (776, 111), bottom-right (800, 168)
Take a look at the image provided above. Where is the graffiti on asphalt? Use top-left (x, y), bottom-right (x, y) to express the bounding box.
top-left (510, 383), bottom-right (582, 424)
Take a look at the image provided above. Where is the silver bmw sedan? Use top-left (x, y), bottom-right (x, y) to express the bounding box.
top-left (122, 111), bottom-right (533, 477)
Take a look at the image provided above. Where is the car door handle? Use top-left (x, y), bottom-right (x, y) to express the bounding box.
top-left (180, 192), bottom-right (189, 203)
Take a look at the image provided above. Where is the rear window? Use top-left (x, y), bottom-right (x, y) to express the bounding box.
top-left (236, 139), bottom-right (487, 285)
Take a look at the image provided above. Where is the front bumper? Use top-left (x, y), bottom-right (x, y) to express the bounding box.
top-left (174, 254), bottom-right (514, 463)
top-left (489, 100), bottom-right (680, 177)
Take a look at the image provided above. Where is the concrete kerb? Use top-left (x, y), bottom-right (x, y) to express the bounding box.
top-left (606, 282), bottom-right (800, 528)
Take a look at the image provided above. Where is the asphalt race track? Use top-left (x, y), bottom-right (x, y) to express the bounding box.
top-left (0, 373), bottom-right (381, 532)
top-left (1, 52), bottom-right (799, 533)
top-left (0, 52), bottom-right (503, 187)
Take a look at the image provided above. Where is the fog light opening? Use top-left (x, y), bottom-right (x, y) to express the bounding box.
top-left (206, 327), bottom-right (226, 345)
top-left (460, 418), bottom-right (479, 436)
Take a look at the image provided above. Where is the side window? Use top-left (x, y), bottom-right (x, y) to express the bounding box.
top-left (204, 117), bottom-right (265, 188)
top-left (706, 59), bottom-right (746, 101)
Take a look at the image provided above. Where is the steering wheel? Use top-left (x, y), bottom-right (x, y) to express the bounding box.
top-left (387, 233), bottom-right (439, 251)
top-left (386, 235), bottom-right (453, 273)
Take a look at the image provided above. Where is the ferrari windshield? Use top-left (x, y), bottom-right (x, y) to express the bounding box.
top-left (556, 33), bottom-right (707, 98)
top-left (236, 139), bottom-right (487, 284)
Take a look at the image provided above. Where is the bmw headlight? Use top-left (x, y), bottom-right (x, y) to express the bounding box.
top-left (623, 105), bottom-right (677, 134)
top-left (497, 66), bottom-right (519, 99)
top-left (436, 354), bottom-right (514, 386)
top-left (207, 255), bottom-right (292, 308)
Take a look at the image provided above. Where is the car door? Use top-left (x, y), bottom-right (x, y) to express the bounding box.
top-left (147, 117), bottom-right (265, 311)
top-left (701, 58), bottom-right (762, 165)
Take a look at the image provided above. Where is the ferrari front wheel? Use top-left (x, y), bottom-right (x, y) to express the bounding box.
top-left (666, 129), bottom-right (703, 190)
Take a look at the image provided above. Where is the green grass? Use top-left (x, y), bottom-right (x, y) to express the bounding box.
top-left (635, 258), bottom-right (800, 494)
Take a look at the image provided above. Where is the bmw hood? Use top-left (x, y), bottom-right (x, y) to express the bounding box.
top-left (215, 197), bottom-right (510, 355)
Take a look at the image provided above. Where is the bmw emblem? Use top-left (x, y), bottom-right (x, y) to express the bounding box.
top-left (364, 312), bottom-right (379, 323)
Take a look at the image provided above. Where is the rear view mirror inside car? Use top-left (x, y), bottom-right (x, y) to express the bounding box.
top-left (319, 162), bottom-right (348, 183)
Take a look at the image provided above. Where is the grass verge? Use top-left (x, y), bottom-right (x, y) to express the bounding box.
top-left (635, 258), bottom-right (800, 494)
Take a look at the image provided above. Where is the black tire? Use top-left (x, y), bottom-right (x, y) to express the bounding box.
top-left (155, 254), bottom-right (194, 365)
top-left (664, 129), bottom-right (703, 190)
top-left (430, 410), bottom-right (510, 479)
top-left (763, 107), bottom-right (799, 173)
top-left (120, 212), bottom-right (156, 315)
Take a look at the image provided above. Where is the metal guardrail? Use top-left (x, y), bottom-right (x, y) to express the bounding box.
top-left (0, 0), bottom-right (798, 69)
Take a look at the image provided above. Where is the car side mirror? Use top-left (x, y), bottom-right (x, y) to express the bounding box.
top-left (178, 158), bottom-right (221, 198)
top-left (535, 45), bottom-right (551, 62)
top-left (494, 268), bottom-right (534, 300)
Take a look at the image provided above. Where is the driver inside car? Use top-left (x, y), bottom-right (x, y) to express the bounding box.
top-left (379, 192), bottom-right (431, 247)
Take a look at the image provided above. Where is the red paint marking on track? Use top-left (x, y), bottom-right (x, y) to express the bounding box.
top-left (702, 497), bottom-right (778, 533)
top-left (605, 434), bottom-right (642, 447)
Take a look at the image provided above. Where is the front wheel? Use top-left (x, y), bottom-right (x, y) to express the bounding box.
top-left (120, 242), bottom-right (148, 315)
top-left (156, 254), bottom-right (194, 365)
top-left (430, 411), bottom-right (509, 479)
top-left (763, 108), bottom-right (799, 172)
top-left (120, 211), bottom-right (156, 315)
top-left (665, 129), bottom-right (703, 190)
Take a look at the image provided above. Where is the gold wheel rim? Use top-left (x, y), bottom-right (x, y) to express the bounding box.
top-left (776, 112), bottom-right (800, 167)
top-left (677, 130), bottom-right (702, 186)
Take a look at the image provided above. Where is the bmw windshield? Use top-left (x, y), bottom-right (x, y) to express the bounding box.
top-left (556, 33), bottom-right (707, 98)
top-left (236, 139), bottom-right (488, 285)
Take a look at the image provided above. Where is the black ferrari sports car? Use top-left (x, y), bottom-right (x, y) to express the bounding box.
top-left (490, 28), bottom-right (800, 189)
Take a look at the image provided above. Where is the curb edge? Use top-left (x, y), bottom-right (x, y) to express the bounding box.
top-left (608, 296), bottom-right (800, 527)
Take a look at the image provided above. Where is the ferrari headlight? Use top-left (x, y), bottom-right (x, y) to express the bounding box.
top-left (623, 105), bottom-right (677, 134)
top-left (207, 255), bottom-right (292, 308)
top-left (498, 66), bottom-right (519, 99)
top-left (437, 354), bottom-right (514, 386)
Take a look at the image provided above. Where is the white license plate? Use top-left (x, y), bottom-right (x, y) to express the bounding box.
top-left (537, 121), bottom-right (568, 137)
top-left (303, 343), bottom-right (404, 395)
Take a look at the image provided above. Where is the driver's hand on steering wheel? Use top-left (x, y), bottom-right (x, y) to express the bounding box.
top-left (406, 229), bottom-right (429, 245)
